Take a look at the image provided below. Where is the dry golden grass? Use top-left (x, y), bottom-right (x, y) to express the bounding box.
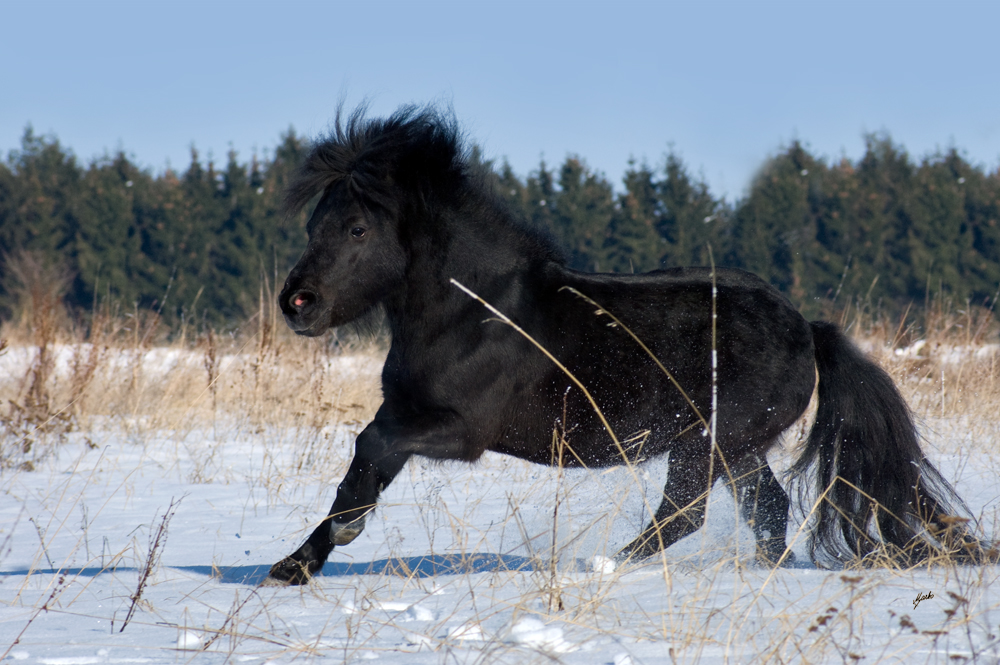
top-left (839, 295), bottom-right (1000, 454)
top-left (0, 294), bottom-right (384, 472)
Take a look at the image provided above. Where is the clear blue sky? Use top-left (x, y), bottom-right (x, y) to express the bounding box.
top-left (2, 0), bottom-right (998, 200)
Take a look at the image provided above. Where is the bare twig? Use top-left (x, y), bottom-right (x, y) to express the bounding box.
top-left (119, 497), bottom-right (180, 633)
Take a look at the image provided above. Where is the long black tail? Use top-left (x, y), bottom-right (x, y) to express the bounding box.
top-left (790, 321), bottom-right (992, 567)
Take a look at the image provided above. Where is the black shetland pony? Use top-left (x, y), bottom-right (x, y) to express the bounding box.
top-left (266, 106), bottom-right (988, 585)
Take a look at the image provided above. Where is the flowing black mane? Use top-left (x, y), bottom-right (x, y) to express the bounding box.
top-left (285, 104), bottom-right (562, 265)
top-left (284, 105), bottom-right (467, 217)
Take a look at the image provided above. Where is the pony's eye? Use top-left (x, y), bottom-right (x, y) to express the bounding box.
top-left (350, 226), bottom-right (367, 238)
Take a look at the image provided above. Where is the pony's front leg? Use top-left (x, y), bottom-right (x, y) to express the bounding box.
top-left (265, 414), bottom-right (465, 586)
top-left (265, 422), bottom-right (410, 585)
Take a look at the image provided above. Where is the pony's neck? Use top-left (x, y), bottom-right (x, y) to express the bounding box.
top-left (385, 189), bottom-right (556, 330)
top-left (443, 191), bottom-right (555, 284)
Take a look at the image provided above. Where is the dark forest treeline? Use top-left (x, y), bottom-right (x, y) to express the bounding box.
top-left (2, 126), bottom-right (999, 328)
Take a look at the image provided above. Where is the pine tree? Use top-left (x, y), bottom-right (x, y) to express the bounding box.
top-left (551, 157), bottom-right (615, 271)
top-left (603, 161), bottom-right (662, 272)
top-left (268, 129), bottom-right (311, 272)
top-left (74, 152), bottom-right (148, 308)
top-left (962, 157), bottom-right (1000, 303)
top-left (842, 135), bottom-right (918, 303)
top-left (657, 152), bottom-right (727, 268)
top-left (523, 159), bottom-right (559, 247)
top-left (730, 142), bottom-right (821, 302)
top-left (0, 127), bottom-right (82, 257)
top-left (0, 128), bottom-right (83, 315)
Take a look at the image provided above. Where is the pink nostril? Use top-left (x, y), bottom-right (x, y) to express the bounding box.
top-left (287, 289), bottom-right (315, 311)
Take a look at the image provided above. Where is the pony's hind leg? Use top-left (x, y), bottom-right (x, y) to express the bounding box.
top-left (728, 452), bottom-right (794, 566)
top-left (616, 450), bottom-right (713, 563)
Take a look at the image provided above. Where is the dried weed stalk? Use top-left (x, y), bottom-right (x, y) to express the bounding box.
top-left (119, 497), bottom-right (180, 633)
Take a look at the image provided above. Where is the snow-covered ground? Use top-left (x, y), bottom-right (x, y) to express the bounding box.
top-left (2, 415), bottom-right (998, 664)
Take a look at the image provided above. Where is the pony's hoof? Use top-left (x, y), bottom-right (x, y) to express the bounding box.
top-left (263, 557), bottom-right (317, 586)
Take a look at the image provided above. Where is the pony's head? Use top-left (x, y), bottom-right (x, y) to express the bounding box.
top-left (279, 105), bottom-right (464, 336)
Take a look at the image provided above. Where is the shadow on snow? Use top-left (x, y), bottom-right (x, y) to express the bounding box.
top-left (0, 553), bottom-right (550, 586)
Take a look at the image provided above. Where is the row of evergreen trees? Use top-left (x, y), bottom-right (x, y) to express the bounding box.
top-left (2, 126), bottom-right (999, 327)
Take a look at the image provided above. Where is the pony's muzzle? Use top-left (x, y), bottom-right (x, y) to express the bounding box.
top-left (279, 287), bottom-right (324, 333)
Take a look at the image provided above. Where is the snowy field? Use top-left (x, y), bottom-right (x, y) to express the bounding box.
top-left (2, 346), bottom-right (1000, 664)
